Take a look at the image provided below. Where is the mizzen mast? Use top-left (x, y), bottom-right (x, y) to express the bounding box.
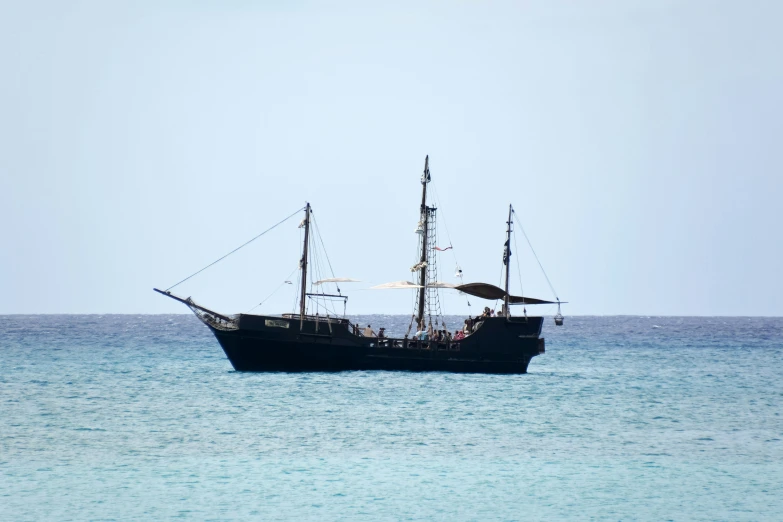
top-left (503, 204), bottom-right (513, 318)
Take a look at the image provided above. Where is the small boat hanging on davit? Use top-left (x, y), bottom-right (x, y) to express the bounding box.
top-left (154, 157), bottom-right (565, 373)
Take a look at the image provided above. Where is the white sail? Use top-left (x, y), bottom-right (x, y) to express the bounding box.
top-left (313, 278), bottom-right (361, 285)
top-left (370, 281), bottom-right (424, 289)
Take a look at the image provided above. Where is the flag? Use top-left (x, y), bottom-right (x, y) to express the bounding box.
top-left (434, 246), bottom-right (453, 251)
top-left (502, 240), bottom-right (511, 265)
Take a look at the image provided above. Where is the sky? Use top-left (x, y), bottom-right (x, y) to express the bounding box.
top-left (1, 0), bottom-right (781, 316)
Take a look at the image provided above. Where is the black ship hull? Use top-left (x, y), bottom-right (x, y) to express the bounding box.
top-left (209, 314), bottom-right (545, 374)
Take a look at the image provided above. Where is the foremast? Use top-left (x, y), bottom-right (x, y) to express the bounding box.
top-left (299, 202), bottom-right (311, 329)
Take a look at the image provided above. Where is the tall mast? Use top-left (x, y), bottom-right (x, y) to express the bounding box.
top-left (299, 202), bottom-right (311, 324)
top-left (416, 156), bottom-right (431, 326)
top-left (503, 204), bottom-right (513, 318)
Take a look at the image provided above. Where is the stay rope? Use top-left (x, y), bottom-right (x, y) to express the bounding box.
top-left (512, 208), bottom-right (559, 300)
top-left (512, 226), bottom-right (524, 299)
top-left (311, 214), bottom-right (338, 285)
top-left (247, 266), bottom-right (298, 313)
top-left (165, 206), bottom-right (305, 291)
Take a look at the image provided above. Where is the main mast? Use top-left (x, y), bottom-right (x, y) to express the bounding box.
top-left (299, 202), bottom-right (311, 325)
top-left (416, 156), bottom-right (431, 326)
top-left (503, 204), bottom-right (513, 318)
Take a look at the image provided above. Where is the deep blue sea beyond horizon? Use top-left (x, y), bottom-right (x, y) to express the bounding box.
top-left (1, 315), bottom-right (781, 521)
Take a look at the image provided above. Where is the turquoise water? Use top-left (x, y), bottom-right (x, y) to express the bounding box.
top-left (1, 315), bottom-right (781, 520)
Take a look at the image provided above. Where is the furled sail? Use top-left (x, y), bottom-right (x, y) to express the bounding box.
top-left (313, 278), bottom-right (361, 285)
top-left (454, 283), bottom-right (557, 305)
top-left (370, 281), bottom-right (424, 289)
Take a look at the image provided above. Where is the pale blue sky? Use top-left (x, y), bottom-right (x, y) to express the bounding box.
top-left (1, 0), bottom-right (781, 315)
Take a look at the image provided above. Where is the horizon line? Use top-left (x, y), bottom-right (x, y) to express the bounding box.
top-left (0, 313), bottom-right (781, 319)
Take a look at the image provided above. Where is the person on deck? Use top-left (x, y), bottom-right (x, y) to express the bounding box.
top-left (454, 330), bottom-right (464, 340)
top-left (414, 325), bottom-right (427, 340)
top-left (378, 327), bottom-right (386, 339)
top-left (363, 325), bottom-right (376, 337)
top-left (472, 317), bottom-right (481, 332)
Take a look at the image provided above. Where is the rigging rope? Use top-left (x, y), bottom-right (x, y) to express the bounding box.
top-left (165, 206), bottom-right (305, 291)
top-left (311, 214), bottom-right (337, 284)
top-left (311, 218), bottom-right (336, 316)
top-left (292, 226), bottom-right (303, 314)
top-left (495, 263), bottom-right (504, 313)
top-left (512, 208), bottom-right (559, 299)
top-left (247, 267), bottom-right (298, 313)
top-left (431, 181), bottom-right (470, 311)
top-left (291, 266), bottom-right (301, 314)
top-left (512, 226), bottom-right (528, 316)
top-left (512, 226), bottom-right (524, 299)
top-left (427, 209), bottom-right (444, 327)
top-left (303, 211), bottom-right (345, 318)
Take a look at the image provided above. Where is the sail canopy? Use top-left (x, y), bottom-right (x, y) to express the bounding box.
top-left (370, 281), bottom-right (424, 289)
top-left (314, 278), bottom-right (361, 285)
top-left (454, 282), bottom-right (557, 305)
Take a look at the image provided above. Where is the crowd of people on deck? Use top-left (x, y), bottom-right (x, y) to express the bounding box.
top-left (351, 306), bottom-right (499, 344)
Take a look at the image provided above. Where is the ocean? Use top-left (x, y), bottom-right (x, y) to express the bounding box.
top-left (1, 315), bottom-right (781, 521)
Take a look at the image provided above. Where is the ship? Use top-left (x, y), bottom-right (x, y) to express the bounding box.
top-left (154, 157), bottom-right (564, 373)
